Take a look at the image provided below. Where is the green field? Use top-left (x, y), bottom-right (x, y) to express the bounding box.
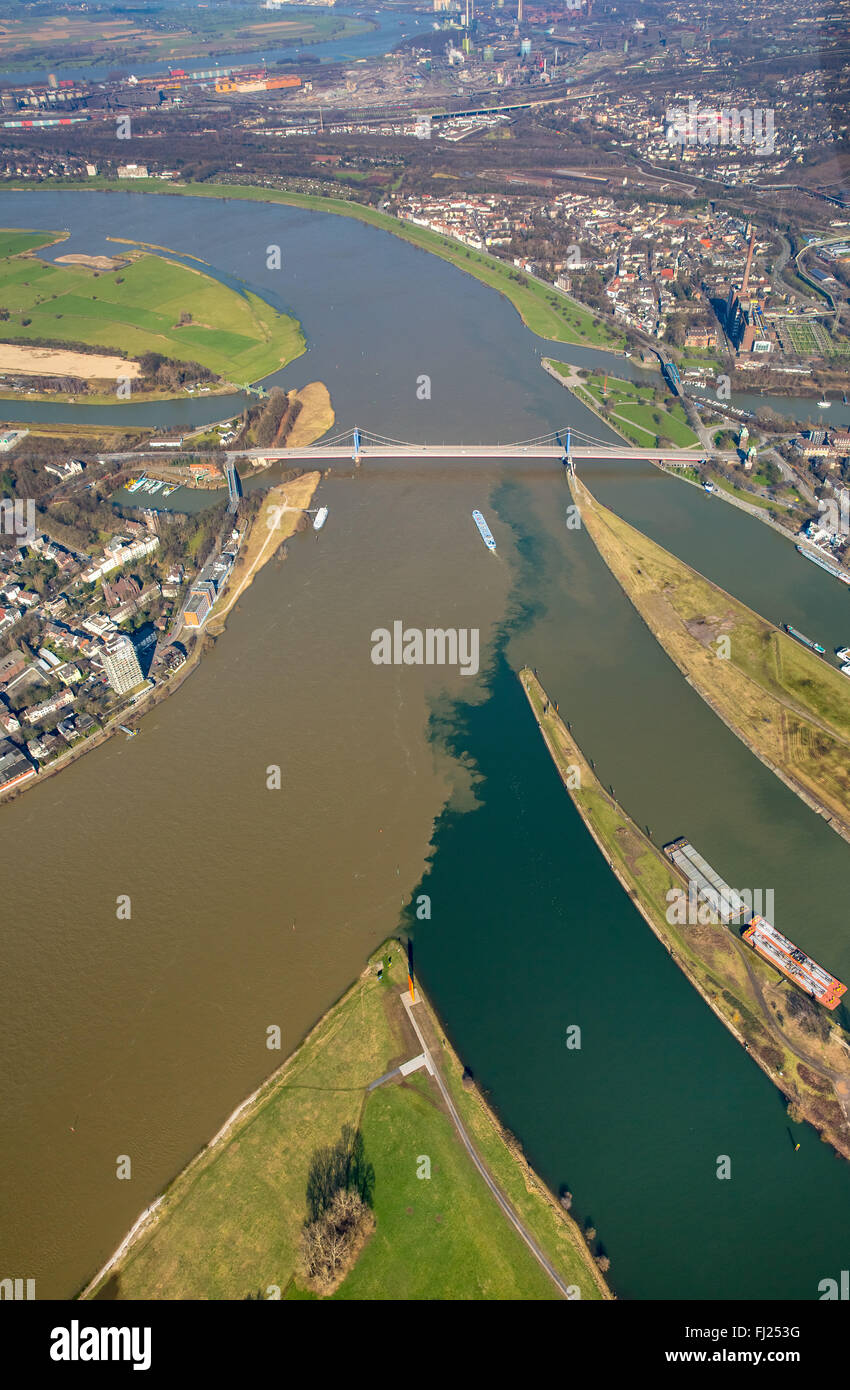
top-left (11, 181), bottom-right (625, 351)
top-left (0, 229), bottom-right (63, 259)
top-left (778, 316), bottom-right (850, 358)
top-left (711, 475), bottom-right (777, 511)
top-left (86, 945), bottom-right (605, 1301)
top-left (567, 371), bottom-right (699, 448)
top-left (678, 351), bottom-right (723, 372)
top-left (0, 229), bottom-right (304, 383)
top-left (0, 8), bottom-right (370, 72)
top-left (667, 465), bottom-right (784, 514)
top-left (333, 1075), bottom-right (559, 1300)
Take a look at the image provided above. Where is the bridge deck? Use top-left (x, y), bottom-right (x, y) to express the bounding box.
top-left (231, 445), bottom-right (710, 462)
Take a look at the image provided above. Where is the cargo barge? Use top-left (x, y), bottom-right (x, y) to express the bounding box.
top-left (784, 623), bottom-right (825, 654)
top-left (743, 916), bottom-right (847, 1010)
top-left (796, 544), bottom-right (850, 586)
top-left (663, 837), bottom-right (747, 921)
top-left (472, 510), bottom-right (496, 551)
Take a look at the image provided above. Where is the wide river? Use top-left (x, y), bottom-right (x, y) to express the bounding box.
top-left (0, 6), bottom-right (428, 86)
top-left (2, 190), bottom-right (850, 1301)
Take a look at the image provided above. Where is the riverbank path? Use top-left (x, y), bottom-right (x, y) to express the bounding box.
top-left (400, 987), bottom-right (582, 1301)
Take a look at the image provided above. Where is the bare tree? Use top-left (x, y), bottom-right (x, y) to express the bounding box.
top-left (300, 1188), bottom-right (374, 1295)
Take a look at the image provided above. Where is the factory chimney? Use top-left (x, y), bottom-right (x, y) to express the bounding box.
top-left (741, 226), bottom-right (756, 297)
top-left (517, 0), bottom-right (523, 21)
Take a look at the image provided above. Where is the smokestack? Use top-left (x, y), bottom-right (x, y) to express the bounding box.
top-left (517, 0), bottom-right (523, 21)
top-left (741, 226), bottom-right (756, 297)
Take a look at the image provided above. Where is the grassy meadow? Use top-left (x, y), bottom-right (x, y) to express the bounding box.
top-left (578, 373), bottom-right (700, 448)
top-left (0, 229), bottom-right (304, 383)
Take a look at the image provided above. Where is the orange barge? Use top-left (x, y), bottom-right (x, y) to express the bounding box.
top-left (743, 916), bottom-right (847, 1010)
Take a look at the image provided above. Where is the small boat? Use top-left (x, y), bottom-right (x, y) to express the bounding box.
top-left (796, 544), bottom-right (850, 585)
top-left (313, 506), bottom-right (328, 531)
top-left (703, 480), bottom-right (714, 493)
top-left (836, 647), bottom-right (850, 662)
top-left (472, 509), bottom-right (496, 551)
top-left (841, 664), bottom-right (850, 678)
top-left (818, 398), bottom-right (830, 408)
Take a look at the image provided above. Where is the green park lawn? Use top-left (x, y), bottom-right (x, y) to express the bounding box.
top-left (332, 1074), bottom-right (560, 1301)
top-left (581, 373), bottom-right (699, 447)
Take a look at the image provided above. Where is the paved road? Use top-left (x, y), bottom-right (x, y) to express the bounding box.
top-left (401, 990), bottom-right (582, 1301)
top-left (761, 446), bottom-right (818, 507)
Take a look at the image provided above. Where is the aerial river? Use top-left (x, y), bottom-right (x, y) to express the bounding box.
top-left (0, 6), bottom-right (428, 87)
top-left (2, 190), bottom-right (850, 1301)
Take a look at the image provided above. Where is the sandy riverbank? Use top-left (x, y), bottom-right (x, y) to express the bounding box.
top-left (285, 381), bottom-right (334, 449)
top-left (205, 471), bottom-right (321, 636)
top-left (0, 343), bottom-right (141, 379)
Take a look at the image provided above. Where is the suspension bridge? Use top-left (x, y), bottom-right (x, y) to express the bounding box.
top-left (98, 425), bottom-right (732, 470)
top-left (228, 425), bottom-right (726, 466)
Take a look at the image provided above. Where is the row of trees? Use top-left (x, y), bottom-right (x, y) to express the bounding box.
top-left (136, 352), bottom-right (216, 391)
top-left (253, 388), bottom-right (302, 449)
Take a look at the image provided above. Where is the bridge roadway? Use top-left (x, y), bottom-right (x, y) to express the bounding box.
top-left (99, 445), bottom-right (733, 465)
top-left (228, 445), bottom-right (723, 463)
